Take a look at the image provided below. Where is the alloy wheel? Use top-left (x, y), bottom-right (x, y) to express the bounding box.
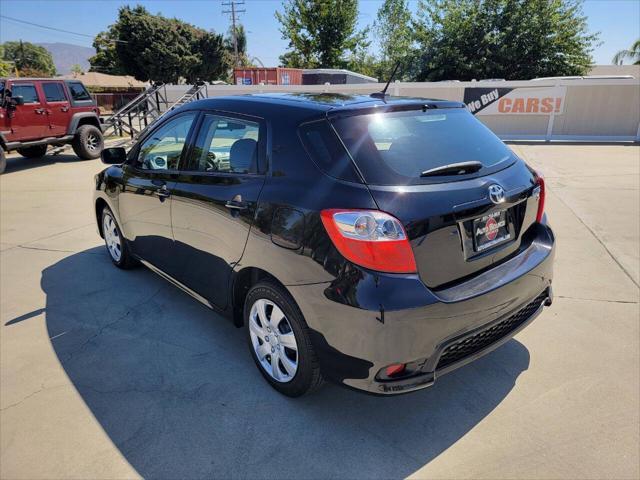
top-left (249, 298), bottom-right (299, 382)
top-left (87, 133), bottom-right (99, 151)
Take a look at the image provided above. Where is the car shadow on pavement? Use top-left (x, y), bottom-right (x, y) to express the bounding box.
top-left (36, 247), bottom-right (530, 479)
top-left (2, 154), bottom-right (88, 174)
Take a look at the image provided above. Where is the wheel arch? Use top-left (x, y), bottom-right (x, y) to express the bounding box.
top-left (68, 113), bottom-right (102, 134)
top-left (95, 197), bottom-right (109, 238)
top-left (231, 267), bottom-right (292, 327)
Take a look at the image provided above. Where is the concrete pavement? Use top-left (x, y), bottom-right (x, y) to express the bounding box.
top-left (1, 144), bottom-right (639, 479)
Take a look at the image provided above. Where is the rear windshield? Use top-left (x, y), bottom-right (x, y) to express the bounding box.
top-left (331, 108), bottom-right (514, 185)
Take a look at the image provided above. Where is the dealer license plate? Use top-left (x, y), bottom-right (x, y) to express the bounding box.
top-left (473, 209), bottom-right (511, 252)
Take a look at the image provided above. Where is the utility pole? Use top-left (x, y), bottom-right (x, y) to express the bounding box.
top-left (222, 0), bottom-right (245, 67)
top-left (19, 39), bottom-right (25, 76)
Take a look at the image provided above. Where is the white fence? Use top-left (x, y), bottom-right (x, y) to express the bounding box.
top-left (164, 78), bottom-right (640, 142)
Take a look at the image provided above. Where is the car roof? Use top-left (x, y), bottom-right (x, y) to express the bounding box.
top-left (2, 78), bottom-right (83, 83)
top-left (181, 93), bottom-right (465, 121)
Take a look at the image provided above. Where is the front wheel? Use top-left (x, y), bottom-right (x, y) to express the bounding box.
top-left (0, 149), bottom-right (6, 174)
top-left (101, 207), bottom-right (137, 269)
top-left (244, 281), bottom-right (323, 397)
top-left (72, 125), bottom-right (104, 160)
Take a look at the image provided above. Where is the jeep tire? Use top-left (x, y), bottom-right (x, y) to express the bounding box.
top-left (72, 124), bottom-right (104, 160)
top-left (17, 145), bottom-right (48, 159)
top-left (0, 149), bottom-right (6, 174)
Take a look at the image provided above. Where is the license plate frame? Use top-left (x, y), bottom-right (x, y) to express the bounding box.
top-left (472, 209), bottom-right (511, 252)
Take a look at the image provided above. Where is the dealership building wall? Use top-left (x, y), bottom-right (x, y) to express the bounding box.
top-left (164, 78), bottom-right (640, 141)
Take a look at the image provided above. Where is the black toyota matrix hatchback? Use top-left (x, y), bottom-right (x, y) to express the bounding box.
top-left (94, 93), bottom-right (554, 396)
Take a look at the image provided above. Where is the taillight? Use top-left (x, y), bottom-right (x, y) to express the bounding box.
top-left (320, 209), bottom-right (417, 273)
top-left (385, 363), bottom-right (406, 377)
top-left (534, 171), bottom-right (545, 223)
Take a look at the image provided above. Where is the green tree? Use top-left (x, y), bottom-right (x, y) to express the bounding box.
top-left (70, 64), bottom-right (84, 75)
top-left (1, 41), bottom-right (56, 77)
top-left (89, 30), bottom-right (126, 75)
top-left (0, 59), bottom-right (12, 77)
top-left (374, 0), bottom-right (414, 80)
top-left (0, 45), bottom-right (13, 77)
top-left (414, 0), bottom-right (599, 81)
top-left (225, 24), bottom-right (250, 67)
top-left (89, 5), bottom-right (227, 83)
top-left (612, 39), bottom-right (640, 65)
top-left (345, 47), bottom-right (380, 79)
top-left (276, 0), bottom-right (370, 68)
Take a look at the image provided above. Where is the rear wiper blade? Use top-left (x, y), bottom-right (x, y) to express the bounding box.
top-left (420, 161), bottom-right (483, 177)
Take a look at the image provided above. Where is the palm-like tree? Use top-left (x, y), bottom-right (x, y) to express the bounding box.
top-left (612, 39), bottom-right (640, 65)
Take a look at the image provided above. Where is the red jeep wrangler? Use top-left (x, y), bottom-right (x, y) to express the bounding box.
top-left (0, 78), bottom-right (104, 174)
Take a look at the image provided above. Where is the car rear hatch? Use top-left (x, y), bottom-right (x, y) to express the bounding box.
top-left (329, 104), bottom-right (542, 289)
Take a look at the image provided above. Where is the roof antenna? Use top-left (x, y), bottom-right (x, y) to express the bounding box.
top-left (370, 62), bottom-right (401, 100)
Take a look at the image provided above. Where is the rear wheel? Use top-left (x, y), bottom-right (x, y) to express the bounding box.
top-left (244, 281), bottom-right (323, 397)
top-left (72, 124), bottom-right (103, 160)
top-left (17, 145), bottom-right (47, 158)
top-left (101, 207), bottom-right (137, 269)
top-left (0, 149), bottom-right (6, 174)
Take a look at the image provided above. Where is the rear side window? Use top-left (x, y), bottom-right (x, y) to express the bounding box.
top-left (299, 120), bottom-right (361, 183)
top-left (42, 83), bottom-right (67, 102)
top-left (331, 109), bottom-right (515, 185)
top-left (11, 84), bottom-right (39, 103)
top-left (67, 82), bottom-right (91, 101)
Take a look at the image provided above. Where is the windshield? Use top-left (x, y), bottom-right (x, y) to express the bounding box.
top-left (330, 108), bottom-right (514, 185)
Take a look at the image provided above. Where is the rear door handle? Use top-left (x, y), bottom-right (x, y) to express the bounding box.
top-left (157, 187), bottom-right (171, 198)
top-left (61, 106), bottom-right (69, 112)
top-left (225, 200), bottom-right (248, 211)
top-left (151, 180), bottom-right (171, 202)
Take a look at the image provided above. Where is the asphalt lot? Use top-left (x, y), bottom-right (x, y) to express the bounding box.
top-left (1, 143), bottom-right (639, 479)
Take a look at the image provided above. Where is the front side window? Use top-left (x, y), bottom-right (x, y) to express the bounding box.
top-left (67, 81), bottom-right (91, 101)
top-left (11, 84), bottom-right (39, 104)
top-left (189, 114), bottom-right (260, 174)
top-left (137, 113), bottom-right (196, 170)
top-left (42, 82), bottom-right (67, 102)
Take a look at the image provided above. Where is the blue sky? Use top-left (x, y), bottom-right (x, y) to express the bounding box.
top-left (1, 0), bottom-right (638, 66)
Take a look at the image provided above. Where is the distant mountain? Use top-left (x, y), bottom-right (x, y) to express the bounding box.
top-left (37, 42), bottom-right (95, 75)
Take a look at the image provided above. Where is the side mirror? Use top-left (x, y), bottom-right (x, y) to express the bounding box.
top-left (101, 147), bottom-right (127, 165)
top-left (8, 96), bottom-right (24, 108)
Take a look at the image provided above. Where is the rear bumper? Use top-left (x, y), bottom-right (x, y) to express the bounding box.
top-left (289, 221), bottom-right (555, 395)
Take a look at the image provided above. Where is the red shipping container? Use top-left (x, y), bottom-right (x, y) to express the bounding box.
top-left (233, 67), bottom-right (303, 86)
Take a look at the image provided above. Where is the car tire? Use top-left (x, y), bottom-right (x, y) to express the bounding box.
top-left (0, 149), bottom-right (6, 174)
top-left (101, 206), bottom-right (137, 269)
top-left (244, 280), bottom-right (324, 397)
top-left (72, 125), bottom-right (104, 160)
top-left (17, 145), bottom-right (47, 158)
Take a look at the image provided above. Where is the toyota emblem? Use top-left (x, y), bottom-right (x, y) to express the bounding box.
top-left (488, 184), bottom-right (506, 204)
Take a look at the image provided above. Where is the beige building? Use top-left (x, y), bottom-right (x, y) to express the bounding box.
top-left (56, 72), bottom-right (148, 92)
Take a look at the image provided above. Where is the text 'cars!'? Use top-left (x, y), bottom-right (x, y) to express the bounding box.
top-left (93, 93), bottom-right (554, 396)
top-left (1, 77), bottom-right (104, 173)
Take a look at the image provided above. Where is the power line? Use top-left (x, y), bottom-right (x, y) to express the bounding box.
top-left (0, 15), bottom-right (127, 43)
top-left (222, 1), bottom-right (245, 67)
